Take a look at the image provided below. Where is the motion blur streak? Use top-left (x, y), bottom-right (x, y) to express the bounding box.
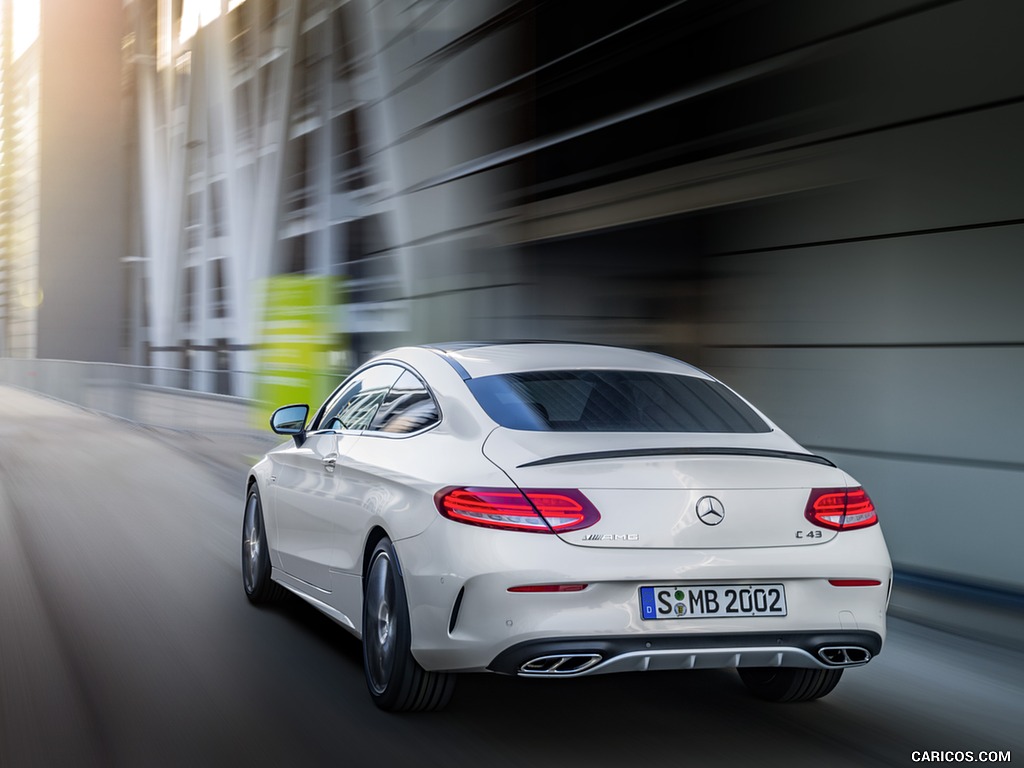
top-left (0, 385), bottom-right (1021, 767)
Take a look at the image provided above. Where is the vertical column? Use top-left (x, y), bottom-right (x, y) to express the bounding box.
top-left (0, 0), bottom-right (11, 356)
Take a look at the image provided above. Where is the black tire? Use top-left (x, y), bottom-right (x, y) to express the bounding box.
top-left (242, 486), bottom-right (285, 604)
top-left (738, 667), bottom-right (843, 702)
top-left (362, 538), bottom-right (455, 712)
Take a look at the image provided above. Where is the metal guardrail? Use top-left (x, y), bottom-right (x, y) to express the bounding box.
top-left (0, 358), bottom-right (340, 435)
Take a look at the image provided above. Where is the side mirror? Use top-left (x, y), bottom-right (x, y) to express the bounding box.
top-left (270, 404), bottom-right (309, 445)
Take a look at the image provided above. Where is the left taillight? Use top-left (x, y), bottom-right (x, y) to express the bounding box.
top-left (805, 487), bottom-right (878, 531)
top-left (434, 487), bottom-right (600, 534)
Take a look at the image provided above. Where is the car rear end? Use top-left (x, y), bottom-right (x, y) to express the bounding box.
top-left (405, 440), bottom-right (890, 675)
top-left (399, 354), bottom-right (891, 679)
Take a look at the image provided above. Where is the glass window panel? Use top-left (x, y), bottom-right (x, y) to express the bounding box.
top-left (316, 364), bottom-right (404, 432)
top-left (368, 370), bottom-right (440, 434)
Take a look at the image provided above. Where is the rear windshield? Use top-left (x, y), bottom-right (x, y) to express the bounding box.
top-left (466, 370), bottom-right (770, 433)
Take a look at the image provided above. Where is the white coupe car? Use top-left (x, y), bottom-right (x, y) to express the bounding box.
top-left (243, 342), bottom-right (891, 711)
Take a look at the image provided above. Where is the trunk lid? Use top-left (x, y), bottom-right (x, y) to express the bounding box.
top-left (482, 428), bottom-right (845, 549)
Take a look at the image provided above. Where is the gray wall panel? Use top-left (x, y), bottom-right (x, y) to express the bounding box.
top-left (703, 347), bottom-right (1024, 468)
top-left (702, 226), bottom-right (1024, 347)
top-left (827, 0), bottom-right (1024, 126)
top-left (815, 449), bottom-right (1024, 591)
top-left (705, 103), bottom-right (1024, 253)
top-left (36, 0), bottom-right (126, 362)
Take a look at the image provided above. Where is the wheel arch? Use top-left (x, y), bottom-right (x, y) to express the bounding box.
top-left (245, 474), bottom-right (276, 557)
top-left (362, 526), bottom-right (391, 586)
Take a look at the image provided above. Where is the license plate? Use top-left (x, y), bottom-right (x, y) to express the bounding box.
top-left (639, 584), bottom-right (787, 620)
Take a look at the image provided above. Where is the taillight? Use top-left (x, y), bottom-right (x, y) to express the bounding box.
top-left (805, 487), bottom-right (878, 530)
top-left (435, 487), bottom-right (600, 533)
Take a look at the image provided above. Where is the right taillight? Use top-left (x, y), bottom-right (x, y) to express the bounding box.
top-left (805, 487), bottom-right (878, 531)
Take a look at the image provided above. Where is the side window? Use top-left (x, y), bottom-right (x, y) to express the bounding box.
top-left (316, 364), bottom-right (404, 432)
top-left (368, 370), bottom-right (440, 435)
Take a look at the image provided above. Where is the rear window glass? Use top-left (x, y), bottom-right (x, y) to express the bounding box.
top-left (466, 370), bottom-right (770, 433)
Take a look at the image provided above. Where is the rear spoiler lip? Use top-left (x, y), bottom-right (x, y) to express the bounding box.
top-left (517, 446), bottom-right (836, 469)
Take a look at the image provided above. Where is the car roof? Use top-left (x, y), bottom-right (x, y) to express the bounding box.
top-left (415, 341), bottom-right (710, 380)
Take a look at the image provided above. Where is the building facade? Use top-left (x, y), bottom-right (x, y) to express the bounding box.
top-left (124, 0), bottom-right (528, 397)
top-left (0, 0), bottom-right (125, 362)
top-left (0, 0), bottom-right (41, 358)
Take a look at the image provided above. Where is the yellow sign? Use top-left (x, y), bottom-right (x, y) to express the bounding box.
top-left (254, 275), bottom-right (344, 428)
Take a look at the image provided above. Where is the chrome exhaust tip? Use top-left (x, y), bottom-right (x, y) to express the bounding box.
top-left (817, 646), bottom-right (872, 666)
top-left (519, 654), bottom-right (603, 675)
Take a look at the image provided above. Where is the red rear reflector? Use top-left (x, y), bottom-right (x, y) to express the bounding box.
top-left (435, 487), bottom-right (600, 533)
top-left (828, 579), bottom-right (882, 587)
top-left (805, 487), bottom-right (878, 531)
top-left (508, 584), bottom-right (588, 593)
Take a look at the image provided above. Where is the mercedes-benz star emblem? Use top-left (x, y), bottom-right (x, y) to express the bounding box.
top-left (695, 495), bottom-right (726, 526)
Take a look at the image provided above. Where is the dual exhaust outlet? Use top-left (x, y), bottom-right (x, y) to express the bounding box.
top-left (520, 654), bottom-right (603, 675)
top-left (517, 645), bottom-right (872, 676)
top-left (816, 646), bottom-right (872, 666)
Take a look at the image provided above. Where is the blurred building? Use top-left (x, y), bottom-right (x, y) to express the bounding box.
top-left (0, 0), bottom-right (125, 362)
top-left (0, 0), bottom-right (41, 358)
top-left (122, 0), bottom-right (525, 395)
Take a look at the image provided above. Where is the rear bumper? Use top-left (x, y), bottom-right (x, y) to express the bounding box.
top-left (488, 630), bottom-right (883, 677)
top-left (396, 517), bottom-right (891, 673)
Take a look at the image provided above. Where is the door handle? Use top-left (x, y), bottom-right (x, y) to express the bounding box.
top-left (322, 454), bottom-right (337, 473)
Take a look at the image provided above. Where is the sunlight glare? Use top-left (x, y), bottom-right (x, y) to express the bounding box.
top-left (11, 0), bottom-right (41, 61)
top-left (179, 0), bottom-right (232, 45)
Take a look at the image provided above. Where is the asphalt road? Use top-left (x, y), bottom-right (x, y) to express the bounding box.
top-left (0, 386), bottom-right (1020, 767)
